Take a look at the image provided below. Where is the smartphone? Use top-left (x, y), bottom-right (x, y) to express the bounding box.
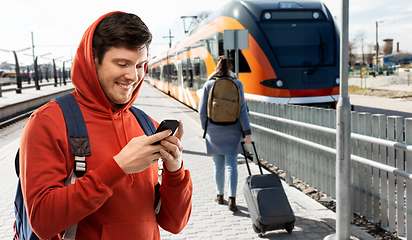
top-left (153, 119), bottom-right (180, 145)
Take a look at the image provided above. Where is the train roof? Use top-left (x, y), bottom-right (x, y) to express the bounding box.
top-left (239, 0), bottom-right (327, 20)
top-left (188, 0), bottom-right (332, 36)
top-left (149, 0), bottom-right (332, 63)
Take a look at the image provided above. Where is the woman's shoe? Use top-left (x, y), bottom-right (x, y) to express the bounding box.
top-left (215, 194), bottom-right (224, 204)
top-left (228, 197), bottom-right (238, 212)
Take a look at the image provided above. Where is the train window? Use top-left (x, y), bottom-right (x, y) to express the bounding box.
top-left (183, 69), bottom-right (187, 87)
top-left (172, 67), bottom-right (177, 85)
top-left (188, 69), bottom-right (193, 88)
top-left (156, 67), bottom-right (160, 80)
top-left (259, 20), bottom-right (336, 67)
top-left (218, 40), bottom-right (224, 56)
top-left (163, 65), bottom-right (170, 80)
top-left (194, 58), bottom-right (200, 76)
top-left (227, 50), bottom-right (251, 73)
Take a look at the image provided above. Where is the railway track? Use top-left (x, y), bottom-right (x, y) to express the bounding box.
top-left (0, 110), bottom-right (33, 129)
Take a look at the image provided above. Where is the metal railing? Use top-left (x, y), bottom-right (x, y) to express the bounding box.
top-left (247, 100), bottom-right (412, 239)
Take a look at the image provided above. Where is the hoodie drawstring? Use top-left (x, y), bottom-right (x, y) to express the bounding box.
top-left (109, 110), bottom-right (123, 149)
top-left (109, 109), bottom-right (135, 186)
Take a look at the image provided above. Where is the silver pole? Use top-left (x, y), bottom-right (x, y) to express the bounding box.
top-left (336, 0), bottom-right (352, 239)
top-left (375, 22), bottom-right (379, 73)
top-left (234, 30), bottom-right (239, 79)
top-left (31, 31), bottom-right (35, 62)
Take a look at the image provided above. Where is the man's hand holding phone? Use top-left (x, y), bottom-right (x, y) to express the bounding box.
top-left (113, 119), bottom-right (184, 175)
top-left (154, 119), bottom-right (183, 173)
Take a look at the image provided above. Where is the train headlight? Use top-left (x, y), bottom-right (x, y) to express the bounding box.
top-left (264, 12), bottom-right (272, 20)
top-left (276, 80), bottom-right (283, 87)
top-left (336, 78), bottom-right (340, 85)
top-left (313, 12), bottom-right (320, 19)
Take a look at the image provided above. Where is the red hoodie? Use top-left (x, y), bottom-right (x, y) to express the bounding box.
top-left (19, 12), bottom-right (192, 240)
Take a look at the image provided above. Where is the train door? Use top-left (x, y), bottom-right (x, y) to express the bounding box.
top-left (165, 64), bottom-right (171, 95)
top-left (194, 57), bottom-right (201, 88)
top-left (185, 47), bottom-right (194, 90)
top-left (177, 61), bottom-right (184, 102)
top-left (159, 65), bottom-right (164, 89)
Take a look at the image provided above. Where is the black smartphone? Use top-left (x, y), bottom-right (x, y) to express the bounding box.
top-left (153, 119), bottom-right (180, 145)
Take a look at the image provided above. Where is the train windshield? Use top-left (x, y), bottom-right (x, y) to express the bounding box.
top-left (259, 20), bottom-right (336, 68)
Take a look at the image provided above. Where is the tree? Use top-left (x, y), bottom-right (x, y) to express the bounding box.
top-left (355, 30), bottom-right (367, 66)
top-left (348, 40), bottom-right (357, 67)
top-left (366, 43), bottom-right (374, 67)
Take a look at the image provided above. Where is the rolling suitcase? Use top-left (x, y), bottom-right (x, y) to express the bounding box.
top-left (242, 142), bottom-right (295, 236)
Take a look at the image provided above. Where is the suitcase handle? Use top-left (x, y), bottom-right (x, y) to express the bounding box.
top-left (241, 141), bottom-right (263, 176)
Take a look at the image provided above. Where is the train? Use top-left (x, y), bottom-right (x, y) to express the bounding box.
top-left (0, 71), bottom-right (17, 78)
top-left (147, 0), bottom-right (340, 109)
top-left (0, 70), bottom-right (33, 82)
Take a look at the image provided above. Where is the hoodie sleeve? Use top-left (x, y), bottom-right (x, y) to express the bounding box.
top-left (20, 104), bottom-right (127, 239)
top-left (156, 164), bottom-right (193, 234)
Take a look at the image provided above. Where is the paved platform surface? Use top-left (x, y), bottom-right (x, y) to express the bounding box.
top-left (350, 84), bottom-right (412, 116)
top-left (0, 81), bottom-right (74, 121)
top-left (0, 81), bottom-right (377, 239)
top-left (0, 81), bottom-right (74, 106)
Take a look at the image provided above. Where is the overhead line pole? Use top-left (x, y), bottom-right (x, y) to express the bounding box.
top-left (163, 29), bottom-right (174, 49)
top-left (181, 16), bottom-right (198, 34)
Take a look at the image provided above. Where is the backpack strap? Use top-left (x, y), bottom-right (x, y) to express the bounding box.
top-left (53, 94), bottom-right (90, 179)
top-left (53, 93), bottom-right (90, 240)
top-left (130, 106), bottom-right (163, 214)
top-left (129, 106), bottom-right (156, 136)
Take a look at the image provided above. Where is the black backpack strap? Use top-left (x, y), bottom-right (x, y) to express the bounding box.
top-left (53, 93), bottom-right (91, 239)
top-left (129, 106), bottom-right (156, 136)
top-left (129, 106), bottom-right (161, 213)
top-left (15, 149), bottom-right (20, 176)
top-left (53, 93), bottom-right (90, 178)
top-left (202, 120), bottom-right (208, 139)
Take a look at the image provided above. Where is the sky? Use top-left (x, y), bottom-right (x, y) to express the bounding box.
top-left (0, 0), bottom-right (411, 68)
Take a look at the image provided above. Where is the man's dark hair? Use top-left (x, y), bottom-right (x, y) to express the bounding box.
top-left (92, 12), bottom-right (152, 64)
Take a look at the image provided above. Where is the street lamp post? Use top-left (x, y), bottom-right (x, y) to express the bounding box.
top-left (12, 51), bottom-right (22, 93)
top-left (34, 57), bottom-right (40, 90)
top-left (0, 47), bottom-right (31, 93)
top-left (375, 20), bottom-right (386, 74)
top-left (325, 1), bottom-right (357, 239)
top-left (62, 60), bottom-right (72, 86)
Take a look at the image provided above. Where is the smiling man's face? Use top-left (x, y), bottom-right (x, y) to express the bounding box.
top-left (94, 46), bottom-right (148, 110)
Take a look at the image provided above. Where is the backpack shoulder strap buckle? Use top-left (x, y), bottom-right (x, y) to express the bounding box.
top-left (73, 156), bottom-right (87, 178)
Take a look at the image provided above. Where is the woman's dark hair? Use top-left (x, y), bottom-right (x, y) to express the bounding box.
top-left (92, 12), bottom-right (152, 64)
top-left (215, 56), bottom-right (231, 77)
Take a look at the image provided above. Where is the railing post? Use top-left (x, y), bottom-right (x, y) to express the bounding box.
top-left (404, 118), bottom-right (412, 239)
top-left (285, 104), bottom-right (293, 186)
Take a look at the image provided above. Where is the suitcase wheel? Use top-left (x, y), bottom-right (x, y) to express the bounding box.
top-left (252, 223), bottom-right (267, 236)
top-left (285, 223), bottom-right (294, 234)
top-left (252, 224), bottom-right (261, 233)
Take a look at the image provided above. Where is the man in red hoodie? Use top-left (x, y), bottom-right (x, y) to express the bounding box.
top-left (19, 12), bottom-right (192, 239)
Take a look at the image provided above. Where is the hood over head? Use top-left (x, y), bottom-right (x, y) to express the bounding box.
top-left (70, 11), bottom-right (146, 113)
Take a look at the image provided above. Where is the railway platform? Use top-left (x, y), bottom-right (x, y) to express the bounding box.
top-left (0, 81), bottom-right (74, 121)
top-left (0, 80), bottom-right (376, 239)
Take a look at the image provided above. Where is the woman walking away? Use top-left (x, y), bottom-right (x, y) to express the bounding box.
top-left (199, 56), bottom-right (252, 212)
